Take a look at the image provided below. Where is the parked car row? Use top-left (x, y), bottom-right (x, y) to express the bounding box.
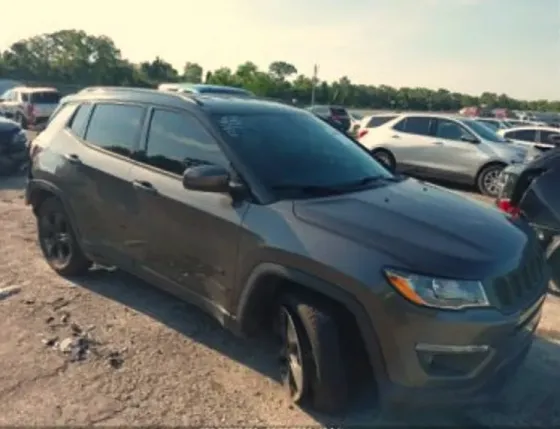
top-left (21, 86), bottom-right (549, 415)
top-left (355, 112), bottom-right (528, 197)
top-left (474, 117), bottom-right (549, 131)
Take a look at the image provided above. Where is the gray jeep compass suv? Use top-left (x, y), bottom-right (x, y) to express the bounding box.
top-left (26, 87), bottom-right (548, 413)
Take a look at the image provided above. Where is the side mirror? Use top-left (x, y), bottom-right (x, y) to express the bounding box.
top-left (182, 164), bottom-right (230, 193)
top-left (461, 135), bottom-right (479, 144)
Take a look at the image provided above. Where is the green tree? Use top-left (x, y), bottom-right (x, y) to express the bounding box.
top-left (139, 56), bottom-right (179, 84)
top-left (1, 30), bottom-right (558, 113)
top-left (268, 61), bottom-right (297, 80)
top-left (182, 62), bottom-right (203, 83)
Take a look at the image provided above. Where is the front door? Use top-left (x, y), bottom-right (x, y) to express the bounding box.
top-left (428, 118), bottom-right (484, 182)
top-left (128, 107), bottom-right (249, 310)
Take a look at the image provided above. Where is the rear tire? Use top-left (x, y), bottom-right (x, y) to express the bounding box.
top-left (477, 164), bottom-right (505, 197)
top-left (276, 294), bottom-right (349, 414)
top-left (36, 197), bottom-right (92, 276)
top-left (371, 148), bottom-right (396, 171)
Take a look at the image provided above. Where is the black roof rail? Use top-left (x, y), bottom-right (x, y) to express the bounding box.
top-left (77, 85), bottom-right (204, 106)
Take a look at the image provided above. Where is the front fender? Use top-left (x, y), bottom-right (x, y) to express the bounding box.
top-left (26, 178), bottom-right (84, 243)
top-left (235, 262), bottom-right (389, 391)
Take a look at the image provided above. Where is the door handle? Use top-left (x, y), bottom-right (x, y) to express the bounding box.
top-left (132, 180), bottom-right (157, 194)
top-left (391, 134), bottom-right (400, 139)
top-left (433, 141), bottom-right (444, 145)
top-left (63, 153), bottom-right (82, 164)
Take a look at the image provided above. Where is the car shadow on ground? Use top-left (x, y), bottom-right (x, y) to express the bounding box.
top-left (71, 266), bottom-right (560, 426)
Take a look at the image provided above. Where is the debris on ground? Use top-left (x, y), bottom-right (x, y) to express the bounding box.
top-left (107, 351), bottom-right (124, 369)
top-left (0, 285), bottom-right (22, 301)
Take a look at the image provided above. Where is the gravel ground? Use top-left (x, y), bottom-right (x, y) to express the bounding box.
top-left (1, 136), bottom-right (560, 426)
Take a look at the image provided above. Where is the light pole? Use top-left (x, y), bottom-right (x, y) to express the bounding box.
top-left (311, 64), bottom-right (318, 106)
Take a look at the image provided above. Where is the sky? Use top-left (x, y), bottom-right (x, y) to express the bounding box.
top-left (1, 0), bottom-right (558, 101)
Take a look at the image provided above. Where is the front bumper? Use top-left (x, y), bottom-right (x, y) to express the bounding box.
top-left (366, 290), bottom-right (545, 409)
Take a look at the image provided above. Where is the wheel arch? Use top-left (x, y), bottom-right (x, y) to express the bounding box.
top-left (27, 179), bottom-right (84, 244)
top-left (475, 160), bottom-right (508, 182)
top-left (235, 262), bottom-right (388, 388)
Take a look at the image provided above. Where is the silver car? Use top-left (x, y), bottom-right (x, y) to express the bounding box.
top-left (0, 86), bottom-right (61, 130)
top-left (357, 113), bottom-right (527, 197)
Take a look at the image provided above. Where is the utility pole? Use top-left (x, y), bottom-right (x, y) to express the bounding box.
top-left (311, 64), bottom-right (318, 106)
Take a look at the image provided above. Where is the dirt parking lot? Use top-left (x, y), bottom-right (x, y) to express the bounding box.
top-left (1, 139), bottom-right (560, 426)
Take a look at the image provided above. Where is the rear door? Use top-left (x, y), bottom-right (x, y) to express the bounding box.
top-left (387, 115), bottom-right (435, 173)
top-left (61, 101), bottom-right (147, 265)
top-left (30, 91), bottom-right (61, 119)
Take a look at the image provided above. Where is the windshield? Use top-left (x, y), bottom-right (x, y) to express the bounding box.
top-left (477, 120), bottom-right (499, 130)
top-left (461, 119), bottom-right (509, 143)
top-left (212, 110), bottom-right (393, 191)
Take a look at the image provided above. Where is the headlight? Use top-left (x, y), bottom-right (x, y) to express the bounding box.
top-left (384, 268), bottom-right (490, 310)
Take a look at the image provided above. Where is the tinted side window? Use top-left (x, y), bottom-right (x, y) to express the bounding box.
top-left (366, 115), bottom-right (397, 128)
top-left (507, 129), bottom-right (537, 142)
top-left (394, 116), bottom-right (431, 136)
top-left (435, 119), bottom-right (472, 141)
top-left (143, 109), bottom-right (227, 175)
top-left (68, 103), bottom-right (93, 138)
top-left (84, 103), bottom-right (145, 157)
top-left (30, 91), bottom-right (61, 104)
top-left (540, 131), bottom-right (560, 146)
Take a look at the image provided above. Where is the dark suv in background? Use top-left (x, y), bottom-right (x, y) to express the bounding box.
top-left (306, 104), bottom-right (351, 132)
top-left (26, 87), bottom-right (548, 413)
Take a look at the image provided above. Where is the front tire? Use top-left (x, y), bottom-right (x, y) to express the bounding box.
top-left (277, 294), bottom-right (349, 413)
top-left (477, 164), bottom-right (505, 197)
top-left (37, 197), bottom-right (92, 276)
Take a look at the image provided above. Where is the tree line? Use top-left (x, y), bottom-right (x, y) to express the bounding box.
top-left (1, 29), bottom-right (558, 112)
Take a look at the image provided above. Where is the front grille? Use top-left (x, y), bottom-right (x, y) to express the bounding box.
top-left (491, 247), bottom-right (546, 312)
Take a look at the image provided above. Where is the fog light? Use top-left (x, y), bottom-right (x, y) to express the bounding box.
top-left (416, 344), bottom-right (491, 377)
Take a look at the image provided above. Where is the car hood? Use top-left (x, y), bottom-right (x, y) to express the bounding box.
top-left (293, 178), bottom-right (530, 280)
top-left (0, 116), bottom-right (20, 132)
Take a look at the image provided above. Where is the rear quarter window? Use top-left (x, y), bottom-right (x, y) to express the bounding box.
top-left (68, 103), bottom-right (94, 138)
